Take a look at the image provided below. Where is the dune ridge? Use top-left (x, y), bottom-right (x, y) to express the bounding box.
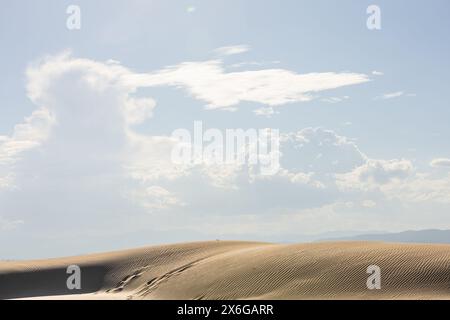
top-left (1, 241), bottom-right (450, 300)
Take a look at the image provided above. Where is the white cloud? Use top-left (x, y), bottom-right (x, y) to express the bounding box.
top-left (127, 60), bottom-right (370, 110)
top-left (372, 70), bottom-right (384, 76)
top-left (0, 106), bottom-right (54, 192)
top-left (230, 60), bottom-right (281, 68)
top-left (377, 91), bottom-right (416, 100)
top-left (388, 173), bottom-right (450, 204)
top-left (430, 158), bottom-right (450, 168)
top-left (213, 45), bottom-right (250, 56)
top-left (378, 91), bottom-right (404, 100)
top-left (0, 53), bottom-right (170, 232)
top-left (321, 96), bottom-right (350, 104)
top-left (124, 97), bottom-right (156, 125)
top-left (0, 108), bottom-right (54, 166)
top-left (382, 91), bottom-right (404, 99)
top-left (253, 107), bottom-right (279, 117)
top-left (125, 133), bottom-right (192, 182)
top-left (336, 158), bottom-right (450, 205)
top-left (2, 52), bottom-right (450, 256)
top-left (336, 158), bottom-right (413, 191)
top-left (281, 127), bottom-right (367, 174)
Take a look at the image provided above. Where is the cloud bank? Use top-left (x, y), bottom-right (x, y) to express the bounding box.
top-left (1, 52), bottom-right (449, 258)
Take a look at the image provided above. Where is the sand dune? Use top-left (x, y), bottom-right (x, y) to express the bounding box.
top-left (1, 241), bottom-right (450, 300)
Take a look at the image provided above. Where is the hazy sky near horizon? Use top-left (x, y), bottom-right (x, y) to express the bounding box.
top-left (1, 0), bottom-right (450, 259)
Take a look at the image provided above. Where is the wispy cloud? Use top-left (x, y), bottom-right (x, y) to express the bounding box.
top-left (230, 60), bottom-right (281, 68)
top-left (376, 91), bottom-right (417, 100)
top-left (321, 96), bottom-right (350, 104)
top-left (372, 70), bottom-right (384, 76)
top-left (381, 91), bottom-right (405, 99)
top-left (213, 45), bottom-right (250, 56)
top-left (253, 107), bottom-right (279, 118)
top-left (430, 158), bottom-right (450, 168)
top-left (128, 60), bottom-right (370, 110)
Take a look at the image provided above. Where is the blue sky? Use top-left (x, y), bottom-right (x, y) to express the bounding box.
top-left (1, 0), bottom-right (450, 258)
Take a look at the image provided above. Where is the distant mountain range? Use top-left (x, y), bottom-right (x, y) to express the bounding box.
top-left (319, 229), bottom-right (450, 244)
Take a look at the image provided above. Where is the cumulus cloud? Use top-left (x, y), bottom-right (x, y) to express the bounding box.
top-left (0, 108), bottom-right (53, 166)
top-left (124, 97), bottom-right (156, 125)
top-left (336, 158), bottom-right (413, 190)
top-left (0, 106), bottom-right (54, 192)
top-left (281, 127), bottom-right (366, 175)
top-left (0, 53), bottom-right (176, 245)
top-left (387, 173), bottom-right (450, 204)
top-left (335, 159), bottom-right (450, 205)
top-left (1, 52), bottom-right (449, 257)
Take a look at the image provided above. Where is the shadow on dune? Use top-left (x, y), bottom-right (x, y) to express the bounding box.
top-left (0, 265), bottom-right (106, 299)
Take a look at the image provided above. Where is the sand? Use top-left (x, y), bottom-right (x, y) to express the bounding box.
top-left (1, 240), bottom-right (450, 300)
